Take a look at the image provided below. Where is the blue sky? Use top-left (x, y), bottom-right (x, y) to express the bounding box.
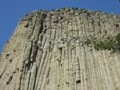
top-left (0, 0), bottom-right (120, 52)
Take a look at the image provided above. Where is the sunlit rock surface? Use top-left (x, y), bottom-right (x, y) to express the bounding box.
top-left (0, 8), bottom-right (120, 90)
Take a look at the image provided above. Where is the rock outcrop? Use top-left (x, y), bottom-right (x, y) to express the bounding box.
top-left (0, 8), bottom-right (120, 90)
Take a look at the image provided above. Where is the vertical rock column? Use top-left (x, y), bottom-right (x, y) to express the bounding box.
top-left (0, 8), bottom-right (120, 90)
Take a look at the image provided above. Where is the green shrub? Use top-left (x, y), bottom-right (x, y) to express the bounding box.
top-left (94, 38), bottom-right (116, 50)
top-left (116, 33), bottom-right (120, 45)
top-left (92, 32), bottom-right (120, 53)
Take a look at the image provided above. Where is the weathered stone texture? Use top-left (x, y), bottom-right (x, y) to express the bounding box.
top-left (0, 8), bottom-right (120, 90)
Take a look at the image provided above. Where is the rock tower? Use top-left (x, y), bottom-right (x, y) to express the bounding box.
top-left (0, 8), bottom-right (120, 90)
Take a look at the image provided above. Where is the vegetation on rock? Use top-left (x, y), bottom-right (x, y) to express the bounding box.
top-left (94, 33), bottom-right (120, 52)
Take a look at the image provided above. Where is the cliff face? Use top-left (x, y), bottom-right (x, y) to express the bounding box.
top-left (0, 8), bottom-right (120, 90)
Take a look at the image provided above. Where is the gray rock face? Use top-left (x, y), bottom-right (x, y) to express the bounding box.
top-left (0, 8), bottom-right (120, 90)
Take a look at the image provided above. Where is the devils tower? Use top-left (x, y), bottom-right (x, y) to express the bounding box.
top-left (0, 8), bottom-right (120, 90)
